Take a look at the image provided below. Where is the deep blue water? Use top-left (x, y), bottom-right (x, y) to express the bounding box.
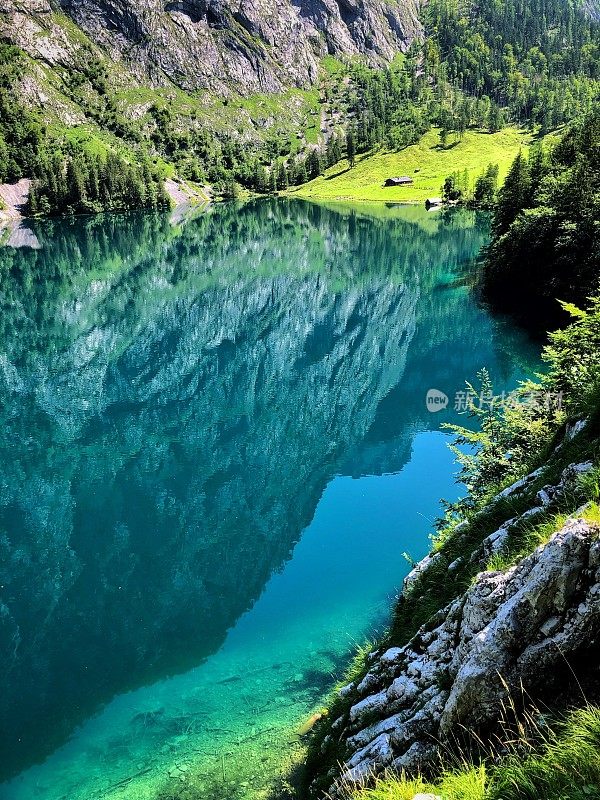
top-left (0, 200), bottom-right (539, 800)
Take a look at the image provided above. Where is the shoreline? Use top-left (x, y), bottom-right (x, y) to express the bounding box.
top-left (0, 191), bottom-right (447, 231)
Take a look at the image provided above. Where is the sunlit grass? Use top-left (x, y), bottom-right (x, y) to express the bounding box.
top-left (347, 707), bottom-right (600, 800)
top-left (291, 128), bottom-right (532, 204)
top-left (349, 766), bottom-right (486, 800)
top-left (488, 706), bottom-right (600, 800)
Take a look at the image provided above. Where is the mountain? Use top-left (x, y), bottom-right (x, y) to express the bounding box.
top-left (2, 0), bottom-right (599, 217)
top-left (1, 0), bottom-right (420, 96)
top-left (0, 0), bottom-right (421, 214)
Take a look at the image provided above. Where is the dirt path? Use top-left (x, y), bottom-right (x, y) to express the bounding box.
top-left (0, 178), bottom-right (32, 218)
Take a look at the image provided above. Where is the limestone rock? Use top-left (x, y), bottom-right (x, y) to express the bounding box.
top-left (403, 552), bottom-right (441, 591)
top-left (564, 418), bottom-right (588, 443)
top-left (497, 465), bottom-right (544, 499)
top-left (1, 0), bottom-right (421, 96)
top-left (330, 511), bottom-right (600, 793)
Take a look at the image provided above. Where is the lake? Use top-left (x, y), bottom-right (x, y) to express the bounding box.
top-left (0, 199), bottom-right (539, 800)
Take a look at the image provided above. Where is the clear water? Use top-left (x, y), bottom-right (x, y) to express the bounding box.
top-left (0, 200), bottom-right (539, 800)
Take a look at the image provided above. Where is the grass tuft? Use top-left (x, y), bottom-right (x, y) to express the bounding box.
top-left (346, 706), bottom-right (600, 800)
top-left (488, 706), bottom-right (600, 800)
top-left (336, 641), bottom-right (375, 690)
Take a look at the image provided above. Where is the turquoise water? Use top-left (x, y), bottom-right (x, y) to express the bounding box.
top-left (0, 200), bottom-right (538, 800)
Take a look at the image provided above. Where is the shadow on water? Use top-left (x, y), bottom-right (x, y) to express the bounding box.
top-left (0, 199), bottom-right (539, 796)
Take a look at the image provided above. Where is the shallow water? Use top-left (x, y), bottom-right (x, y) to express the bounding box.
top-left (0, 200), bottom-right (538, 800)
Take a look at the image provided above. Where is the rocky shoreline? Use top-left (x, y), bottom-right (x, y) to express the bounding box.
top-left (310, 432), bottom-right (600, 797)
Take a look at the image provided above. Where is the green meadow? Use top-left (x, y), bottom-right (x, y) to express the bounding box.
top-left (291, 128), bottom-right (534, 204)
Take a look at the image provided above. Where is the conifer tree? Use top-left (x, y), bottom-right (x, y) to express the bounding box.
top-left (277, 162), bottom-right (289, 190)
top-left (346, 128), bottom-right (356, 168)
top-left (307, 149), bottom-right (322, 180)
top-left (493, 150), bottom-right (531, 235)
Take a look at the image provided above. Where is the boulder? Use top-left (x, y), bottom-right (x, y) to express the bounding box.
top-left (329, 508), bottom-right (600, 794)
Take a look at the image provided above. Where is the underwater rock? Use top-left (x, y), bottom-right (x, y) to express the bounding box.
top-left (297, 711), bottom-right (327, 737)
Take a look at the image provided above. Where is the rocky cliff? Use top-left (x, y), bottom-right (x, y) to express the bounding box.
top-left (1, 0), bottom-right (420, 96)
top-left (313, 426), bottom-right (600, 796)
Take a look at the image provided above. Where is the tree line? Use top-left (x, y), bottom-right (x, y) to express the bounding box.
top-left (2, 0), bottom-right (600, 217)
top-left (482, 107), bottom-right (600, 329)
top-left (28, 150), bottom-right (170, 216)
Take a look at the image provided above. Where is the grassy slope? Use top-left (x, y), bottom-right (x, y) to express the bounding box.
top-left (305, 400), bottom-right (600, 797)
top-left (290, 128), bottom-right (532, 203)
top-left (350, 705), bottom-right (600, 800)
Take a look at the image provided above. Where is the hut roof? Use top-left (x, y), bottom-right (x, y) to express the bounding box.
top-left (385, 176), bottom-right (414, 186)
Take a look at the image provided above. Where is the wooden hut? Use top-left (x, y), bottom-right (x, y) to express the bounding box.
top-left (384, 176), bottom-right (414, 187)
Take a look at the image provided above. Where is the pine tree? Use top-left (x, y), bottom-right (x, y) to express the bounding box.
top-left (296, 159), bottom-right (308, 185)
top-left (252, 162), bottom-right (267, 193)
top-left (125, 167), bottom-right (145, 209)
top-left (488, 104), bottom-right (502, 133)
top-left (326, 137), bottom-right (339, 167)
top-left (308, 149), bottom-right (322, 180)
top-left (346, 128), bottom-right (356, 168)
top-left (493, 150), bottom-right (531, 235)
top-left (222, 173), bottom-right (239, 200)
top-left (277, 162), bottom-right (289, 190)
top-left (442, 174), bottom-right (462, 202)
top-left (0, 135), bottom-right (8, 183)
top-left (473, 163), bottom-right (499, 207)
top-left (27, 184), bottom-right (39, 215)
top-left (527, 143), bottom-right (549, 202)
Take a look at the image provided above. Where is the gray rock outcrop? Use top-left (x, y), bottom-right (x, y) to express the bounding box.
top-left (327, 510), bottom-right (600, 791)
top-left (1, 0), bottom-right (421, 95)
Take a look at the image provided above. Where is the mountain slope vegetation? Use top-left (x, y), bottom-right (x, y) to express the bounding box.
top-left (1, 0), bottom-right (600, 214)
top-left (483, 107), bottom-right (600, 329)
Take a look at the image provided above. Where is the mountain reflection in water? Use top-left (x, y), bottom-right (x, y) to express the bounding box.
top-left (0, 200), bottom-right (538, 797)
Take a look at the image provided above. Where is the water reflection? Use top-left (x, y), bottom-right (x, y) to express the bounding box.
top-left (0, 200), bottom-right (535, 784)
